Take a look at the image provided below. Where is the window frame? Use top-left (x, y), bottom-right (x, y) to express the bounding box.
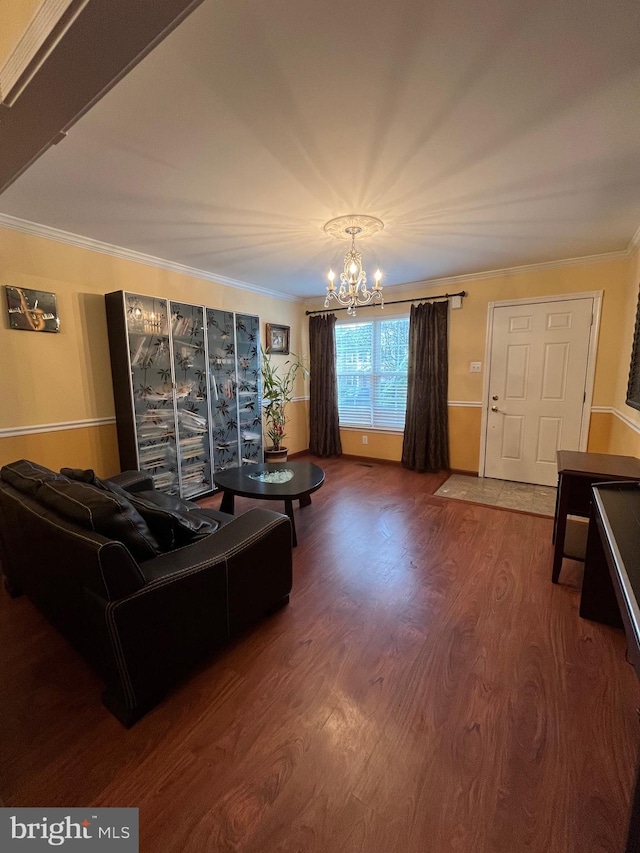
top-left (334, 313), bottom-right (410, 432)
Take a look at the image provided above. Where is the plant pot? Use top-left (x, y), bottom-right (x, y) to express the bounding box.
top-left (264, 447), bottom-right (288, 463)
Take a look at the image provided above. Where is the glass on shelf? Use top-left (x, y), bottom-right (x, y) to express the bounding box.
top-left (207, 308), bottom-right (240, 470)
top-left (125, 294), bottom-right (177, 494)
top-left (171, 301), bottom-right (212, 498)
top-left (236, 313), bottom-right (262, 465)
top-left (126, 294), bottom-right (169, 336)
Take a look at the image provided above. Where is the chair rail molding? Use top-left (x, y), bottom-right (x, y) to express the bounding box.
top-left (0, 417), bottom-right (116, 439)
top-left (591, 406), bottom-right (640, 436)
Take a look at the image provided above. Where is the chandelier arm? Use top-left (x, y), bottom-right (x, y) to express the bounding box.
top-left (325, 288), bottom-right (384, 309)
top-left (323, 214), bottom-right (384, 315)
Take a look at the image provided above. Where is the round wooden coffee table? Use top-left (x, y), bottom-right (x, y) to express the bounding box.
top-left (213, 461), bottom-right (325, 546)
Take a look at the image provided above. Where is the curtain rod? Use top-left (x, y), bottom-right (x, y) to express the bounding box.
top-left (305, 290), bottom-right (467, 316)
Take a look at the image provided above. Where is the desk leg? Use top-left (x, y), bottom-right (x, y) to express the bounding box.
top-left (552, 478), bottom-right (561, 544)
top-left (284, 498), bottom-right (297, 547)
top-left (579, 512), bottom-right (623, 628)
top-left (220, 490), bottom-right (235, 515)
top-left (626, 755), bottom-right (640, 853)
top-left (552, 476), bottom-right (569, 583)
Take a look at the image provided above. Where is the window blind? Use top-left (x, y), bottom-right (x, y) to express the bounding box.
top-left (335, 317), bottom-right (409, 429)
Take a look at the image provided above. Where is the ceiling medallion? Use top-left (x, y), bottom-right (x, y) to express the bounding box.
top-left (323, 215), bottom-right (384, 316)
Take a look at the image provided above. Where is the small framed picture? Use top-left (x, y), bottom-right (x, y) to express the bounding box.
top-left (266, 323), bottom-right (290, 354)
top-left (5, 286), bottom-right (60, 333)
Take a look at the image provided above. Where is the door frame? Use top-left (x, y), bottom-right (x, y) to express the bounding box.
top-left (478, 290), bottom-right (603, 479)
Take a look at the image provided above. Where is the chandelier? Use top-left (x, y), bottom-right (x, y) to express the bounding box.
top-left (323, 215), bottom-right (384, 316)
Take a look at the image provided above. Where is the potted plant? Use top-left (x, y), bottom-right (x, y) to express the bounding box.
top-left (261, 348), bottom-right (308, 462)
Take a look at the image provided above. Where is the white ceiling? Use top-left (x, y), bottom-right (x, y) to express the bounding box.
top-left (1, 0), bottom-right (639, 299)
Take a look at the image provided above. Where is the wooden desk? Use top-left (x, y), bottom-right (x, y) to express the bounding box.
top-left (552, 450), bottom-right (640, 583)
top-left (579, 483), bottom-right (640, 852)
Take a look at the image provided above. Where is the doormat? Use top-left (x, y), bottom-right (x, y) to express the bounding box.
top-left (435, 474), bottom-right (556, 516)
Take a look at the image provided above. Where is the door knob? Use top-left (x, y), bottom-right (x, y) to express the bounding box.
top-left (491, 405), bottom-right (499, 412)
top-left (492, 395), bottom-right (499, 401)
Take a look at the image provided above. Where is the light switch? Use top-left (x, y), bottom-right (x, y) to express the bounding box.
top-left (470, 361), bottom-right (482, 373)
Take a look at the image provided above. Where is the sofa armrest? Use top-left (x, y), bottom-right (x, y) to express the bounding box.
top-left (98, 508), bottom-right (292, 725)
top-left (138, 508), bottom-right (290, 583)
top-left (106, 470), bottom-right (154, 493)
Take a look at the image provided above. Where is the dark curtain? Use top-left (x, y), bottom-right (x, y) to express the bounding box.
top-left (309, 314), bottom-right (342, 457)
top-left (401, 300), bottom-right (449, 472)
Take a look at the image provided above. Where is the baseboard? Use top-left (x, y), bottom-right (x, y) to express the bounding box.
top-left (292, 451), bottom-right (478, 474)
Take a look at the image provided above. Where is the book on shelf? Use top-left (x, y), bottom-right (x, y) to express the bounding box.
top-left (139, 408), bottom-right (175, 424)
top-left (152, 471), bottom-right (176, 491)
top-left (172, 315), bottom-right (196, 338)
top-left (137, 424), bottom-right (172, 440)
top-left (142, 389), bottom-right (174, 402)
top-left (178, 409), bottom-right (207, 433)
top-left (179, 435), bottom-right (205, 447)
top-left (139, 451), bottom-right (169, 467)
top-left (180, 449), bottom-right (205, 460)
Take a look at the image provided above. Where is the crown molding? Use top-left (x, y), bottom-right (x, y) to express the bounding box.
top-left (0, 0), bottom-right (83, 104)
top-left (629, 223), bottom-right (640, 257)
top-left (1, 210), bottom-right (636, 302)
top-left (383, 250), bottom-right (630, 297)
top-left (0, 213), bottom-right (302, 303)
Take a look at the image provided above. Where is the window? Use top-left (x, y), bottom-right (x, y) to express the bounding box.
top-left (335, 316), bottom-right (409, 429)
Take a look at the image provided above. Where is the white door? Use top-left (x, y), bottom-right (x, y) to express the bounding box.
top-left (484, 297), bottom-right (594, 486)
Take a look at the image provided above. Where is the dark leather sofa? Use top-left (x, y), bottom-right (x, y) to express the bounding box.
top-left (0, 460), bottom-right (292, 726)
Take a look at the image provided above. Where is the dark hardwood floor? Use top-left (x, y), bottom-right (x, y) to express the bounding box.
top-left (1, 455), bottom-right (639, 852)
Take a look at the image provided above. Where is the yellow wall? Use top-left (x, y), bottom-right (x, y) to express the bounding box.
top-left (586, 412), bottom-right (612, 453)
top-left (340, 407), bottom-right (481, 471)
top-left (3, 221), bottom-right (639, 478)
top-left (607, 412), bottom-right (640, 457)
top-left (0, 424), bottom-right (120, 475)
top-left (306, 253), bottom-right (640, 470)
top-left (0, 225), bottom-right (307, 476)
top-left (340, 429), bottom-right (403, 462)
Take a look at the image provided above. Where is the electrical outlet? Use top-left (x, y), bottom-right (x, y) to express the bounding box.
top-left (362, 435), bottom-right (368, 445)
top-left (470, 361), bottom-right (482, 373)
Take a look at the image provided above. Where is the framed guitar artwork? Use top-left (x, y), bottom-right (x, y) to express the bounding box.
top-left (5, 286), bottom-right (60, 333)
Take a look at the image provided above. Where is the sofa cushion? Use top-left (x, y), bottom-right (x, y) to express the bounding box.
top-left (37, 479), bottom-right (160, 561)
top-left (1, 459), bottom-right (60, 496)
top-left (133, 489), bottom-right (201, 512)
top-left (60, 467), bottom-right (102, 487)
top-left (61, 468), bottom-right (217, 551)
top-left (124, 493), bottom-right (218, 551)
